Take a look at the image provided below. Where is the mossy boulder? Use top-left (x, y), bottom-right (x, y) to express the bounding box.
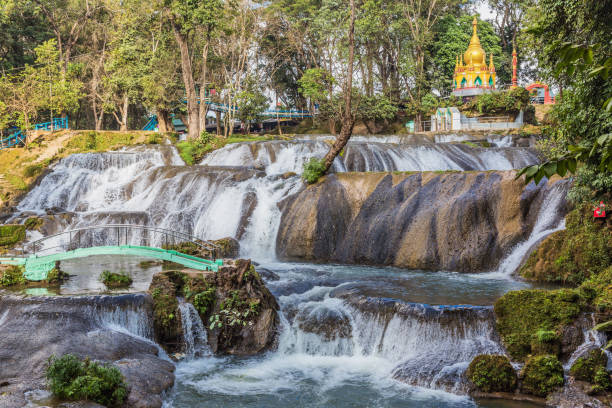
top-left (100, 270), bottom-right (133, 288)
top-left (570, 349), bottom-right (608, 382)
top-left (520, 354), bottom-right (564, 397)
top-left (520, 206), bottom-right (612, 285)
top-left (163, 237), bottom-right (240, 260)
top-left (494, 289), bottom-right (584, 360)
top-left (148, 260), bottom-right (278, 356)
top-left (466, 354), bottom-right (517, 393)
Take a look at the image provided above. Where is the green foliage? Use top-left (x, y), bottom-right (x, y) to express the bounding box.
top-left (494, 289), bottom-right (583, 360)
top-left (192, 287), bottom-right (216, 315)
top-left (236, 77), bottom-right (269, 132)
top-left (46, 354), bottom-right (127, 407)
top-left (302, 157), bottom-right (326, 184)
top-left (357, 94), bottom-right (398, 123)
top-left (569, 349), bottom-right (608, 382)
top-left (100, 270), bottom-right (133, 288)
top-left (209, 289), bottom-right (258, 330)
top-left (0, 224), bottom-right (26, 247)
top-left (521, 355), bottom-right (564, 397)
top-left (176, 132), bottom-right (216, 165)
top-left (466, 354), bottom-right (517, 393)
top-left (467, 87), bottom-right (530, 115)
top-left (520, 206), bottom-right (612, 285)
top-left (298, 68), bottom-right (335, 104)
top-left (46, 267), bottom-right (68, 283)
top-left (0, 265), bottom-right (25, 286)
top-left (593, 367), bottom-right (612, 391)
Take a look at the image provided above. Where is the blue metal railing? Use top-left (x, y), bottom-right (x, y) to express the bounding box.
top-left (143, 116), bottom-right (158, 131)
top-left (1, 117), bottom-right (69, 150)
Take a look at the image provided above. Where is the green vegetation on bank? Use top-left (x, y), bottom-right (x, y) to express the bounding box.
top-left (520, 206), bottom-right (611, 285)
top-left (100, 270), bottom-right (133, 288)
top-left (0, 224), bottom-right (25, 247)
top-left (46, 354), bottom-right (127, 407)
top-left (0, 265), bottom-right (26, 286)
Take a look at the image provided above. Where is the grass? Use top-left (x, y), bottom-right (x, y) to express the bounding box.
top-left (46, 354), bottom-right (127, 407)
top-left (0, 224), bottom-right (26, 247)
top-left (100, 270), bottom-right (133, 288)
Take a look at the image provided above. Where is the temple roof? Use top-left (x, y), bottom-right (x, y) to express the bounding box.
top-left (463, 17), bottom-right (486, 67)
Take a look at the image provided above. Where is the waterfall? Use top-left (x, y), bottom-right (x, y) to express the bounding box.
top-left (272, 287), bottom-right (503, 394)
top-left (200, 139), bottom-right (539, 174)
top-left (178, 299), bottom-right (211, 359)
top-left (485, 180), bottom-right (569, 278)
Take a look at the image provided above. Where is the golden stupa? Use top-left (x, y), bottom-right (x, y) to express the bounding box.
top-left (453, 17), bottom-right (496, 95)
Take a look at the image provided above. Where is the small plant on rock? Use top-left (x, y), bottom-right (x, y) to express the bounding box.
top-left (100, 270), bottom-right (133, 288)
top-left (0, 265), bottom-right (25, 286)
top-left (46, 354), bottom-right (127, 407)
top-left (302, 157), bottom-right (326, 184)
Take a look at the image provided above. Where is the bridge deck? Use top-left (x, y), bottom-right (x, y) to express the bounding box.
top-left (0, 245), bottom-right (223, 281)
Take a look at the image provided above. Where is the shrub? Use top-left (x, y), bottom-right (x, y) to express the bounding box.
top-left (0, 224), bottom-right (26, 247)
top-left (521, 355), bottom-right (564, 397)
top-left (570, 349), bottom-right (608, 382)
top-left (494, 289), bottom-right (583, 360)
top-left (593, 367), bottom-right (612, 391)
top-left (47, 267), bottom-right (69, 283)
top-left (302, 157), bottom-right (326, 184)
top-left (466, 354), bottom-right (517, 393)
top-left (0, 265), bottom-right (25, 286)
top-left (46, 354), bottom-right (127, 407)
top-left (100, 270), bottom-right (132, 288)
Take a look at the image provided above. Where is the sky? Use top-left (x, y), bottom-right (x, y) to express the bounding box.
top-left (476, 1), bottom-right (495, 20)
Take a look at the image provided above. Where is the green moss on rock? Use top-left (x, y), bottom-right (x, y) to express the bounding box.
top-left (570, 349), bottom-right (608, 382)
top-left (466, 354), bottom-right (517, 393)
top-left (521, 354), bottom-right (564, 397)
top-left (494, 289), bottom-right (584, 360)
top-left (520, 206), bottom-right (612, 285)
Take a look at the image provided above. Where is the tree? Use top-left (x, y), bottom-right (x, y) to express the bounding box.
top-left (298, 68), bottom-right (335, 123)
top-left (516, 0), bottom-right (612, 203)
top-left (236, 76), bottom-right (269, 134)
top-left (356, 94), bottom-right (398, 133)
top-left (322, 0), bottom-right (356, 172)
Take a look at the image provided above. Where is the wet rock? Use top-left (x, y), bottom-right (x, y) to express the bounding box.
top-left (0, 293), bottom-right (174, 408)
top-left (211, 237), bottom-right (240, 259)
top-left (296, 303), bottom-right (352, 341)
top-left (149, 260), bottom-right (279, 356)
top-left (257, 267), bottom-right (280, 281)
top-left (547, 376), bottom-right (611, 408)
top-left (277, 172), bottom-right (569, 272)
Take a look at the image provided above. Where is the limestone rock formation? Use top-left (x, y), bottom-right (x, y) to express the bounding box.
top-left (277, 171), bottom-right (568, 272)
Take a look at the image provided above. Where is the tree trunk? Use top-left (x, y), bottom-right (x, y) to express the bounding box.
top-left (216, 111), bottom-right (222, 136)
top-left (172, 22), bottom-right (199, 140)
top-left (199, 42), bottom-right (209, 132)
top-left (323, 0), bottom-right (356, 172)
top-left (120, 94), bottom-right (129, 131)
top-left (157, 110), bottom-right (171, 132)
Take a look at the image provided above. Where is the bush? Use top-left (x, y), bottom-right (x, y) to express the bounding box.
top-left (468, 87), bottom-right (531, 115)
top-left (494, 289), bottom-right (583, 360)
top-left (47, 267), bottom-right (68, 283)
top-left (23, 163), bottom-right (44, 178)
top-left (466, 354), bottom-right (517, 393)
top-left (100, 270), bottom-right (132, 288)
top-left (570, 349), bottom-right (608, 382)
top-left (0, 224), bottom-right (26, 247)
top-left (302, 157), bottom-right (326, 184)
top-left (46, 354), bottom-right (127, 407)
top-left (593, 367), bottom-right (612, 391)
top-left (521, 355), bottom-right (564, 397)
top-left (0, 265), bottom-right (25, 286)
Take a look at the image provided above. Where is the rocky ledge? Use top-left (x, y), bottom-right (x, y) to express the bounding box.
top-left (0, 293), bottom-right (174, 408)
top-left (149, 259), bottom-right (280, 356)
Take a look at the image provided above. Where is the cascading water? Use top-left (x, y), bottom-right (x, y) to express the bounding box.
top-left (10, 138), bottom-right (567, 407)
top-left (178, 299), bottom-right (211, 359)
top-left (200, 138), bottom-right (539, 174)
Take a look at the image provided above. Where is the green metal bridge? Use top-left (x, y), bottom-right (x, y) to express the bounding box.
top-left (0, 224), bottom-right (223, 281)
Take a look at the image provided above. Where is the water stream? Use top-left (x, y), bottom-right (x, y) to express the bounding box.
top-left (8, 138), bottom-right (567, 407)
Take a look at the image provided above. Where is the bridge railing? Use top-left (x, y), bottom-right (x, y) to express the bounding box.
top-left (21, 224), bottom-right (221, 260)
